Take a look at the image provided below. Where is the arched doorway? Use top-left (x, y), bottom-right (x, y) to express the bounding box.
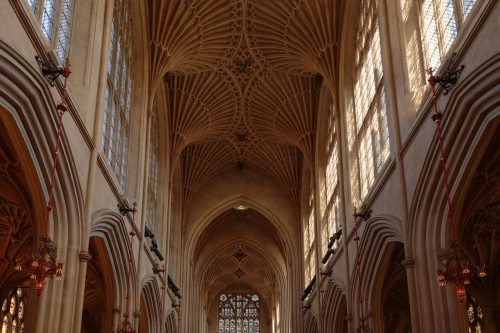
top-left (81, 237), bottom-right (115, 333)
top-left (322, 279), bottom-right (347, 333)
top-left (457, 125), bottom-right (500, 332)
top-left (165, 310), bottom-right (178, 333)
top-left (376, 242), bottom-right (411, 333)
top-left (303, 312), bottom-right (318, 333)
top-left (0, 114), bottom-right (46, 333)
top-left (138, 294), bottom-right (148, 333)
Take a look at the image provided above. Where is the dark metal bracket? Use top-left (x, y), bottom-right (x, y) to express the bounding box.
top-left (35, 55), bottom-right (64, 86)
top-left (117, 201), bottom-right (137, 216)
top-left (435, 64), bottom-right (464, 95)
top-left (353, 206), bottom-right (372, 221)
top-left (153, 266), bottom-right (165, 275)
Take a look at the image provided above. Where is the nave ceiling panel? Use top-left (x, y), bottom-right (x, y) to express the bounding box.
top-left (148, 0), bottom-right (341, 204)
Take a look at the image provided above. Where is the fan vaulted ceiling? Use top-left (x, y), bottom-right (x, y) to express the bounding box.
top-left (147, 0), bottom-right (342, 203)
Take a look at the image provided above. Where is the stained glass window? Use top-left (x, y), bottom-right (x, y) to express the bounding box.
top-left (347, 0), bottom-right (390, 206)
top-left (466, 295), bottom-right (483, 333)
top-left (24, 0), bottom-right (74, 64)
top-left (101, 0), bottom-right (134, 192)
top-left (146, 112), bottom-right (160, 240)
top-left (1, 287), bottom-right (26, 333)
top-left (420, 0), bottom-right (477, 71)
top-left (321, 98), bottom-right (341, 256)
top-left (303, 188), bottom-right (316, 284)
top-left (218, 293), bottom-right (260, 333)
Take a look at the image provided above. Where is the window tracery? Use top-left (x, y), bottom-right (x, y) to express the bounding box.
top-left (1, 287), bottom-right (26, 333)
top-left (347, 0), bottom-right (390, 205)
top-left (218, 293), bottom-right (260, 333)
top-left (25, 0), bottom-right (74, 64)
top-left (101, 0), bottom-right (134, 192)
top-left (321, 99), bottom-right (340, 255)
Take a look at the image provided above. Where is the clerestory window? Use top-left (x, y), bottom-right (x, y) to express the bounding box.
top-left (146, 112), bottom-right (160, 239)
top-left (347, 0), bottom-right (390, 205)
top-left (321, 98), bottom-right (341, 256)
top-left (101, 0), bottom-right (134, 192)
top-left (25, 0), bottom-right (74, 64)
top-left (420, 0), bottom-right (478, 71)
top-left (303, 188), bottom-right (316, 284)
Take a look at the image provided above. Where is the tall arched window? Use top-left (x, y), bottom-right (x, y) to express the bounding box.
top-left (24, 0), bottom-right (74, 64)
top-left (1, 287), bottom-right (26, 333)
top-left (321, 98), bottom-right (340, 256)
top-left (303, 187), bottom-right (316, 284)
top-left (218, 293), bottom-right (260, 333)
top-left (146, 112), bottom-right (160, 238)
top-left (101, 0), bottom-right (134, 191)
top-left (347, 0), bottom-right (390, 205)
top-left (420, 0), bottom-right (478, 71)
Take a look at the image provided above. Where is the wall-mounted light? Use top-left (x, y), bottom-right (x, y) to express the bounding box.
top-left (233, 203), bottom-right (249, 211)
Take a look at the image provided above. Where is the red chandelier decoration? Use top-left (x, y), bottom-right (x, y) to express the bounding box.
top-left (14, 58), bottom-right (71, 295)
top-left (427, 68), bottom-right (486, 302)
top-left (118, 202), bottom-right (138, 333)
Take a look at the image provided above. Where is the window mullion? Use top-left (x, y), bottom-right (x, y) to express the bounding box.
top-left (51, 0), bottom-right (62, 49)
top-left (453, 0), bottom-right (463, 28)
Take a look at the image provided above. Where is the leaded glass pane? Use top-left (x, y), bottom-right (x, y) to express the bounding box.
top-left (102, 87), bottom-right (111, 152)
top-left (439, 0), bottom-right (458, 54)
top-left (27, 0), bottom-right (37, 13)
top-left (303, 186), bottom-right (316, 283)
top-left (55, 0), bottom-right (74, 64)
top-left (41, 0), bottom-right (57, 42)
top-left (101, 0), bottom-right (133, 192)
top-left (422, 0), bottom-right (442, 71)
top-left (348, 0), bottom-right (389, 205)
top-left (462, 0), bottom-right (477, 18)
top-left (108, 23), bottom-right (116, 74)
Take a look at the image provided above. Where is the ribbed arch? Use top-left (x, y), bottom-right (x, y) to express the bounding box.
top-left (350, 215), bottom-right (404, 320)
top-left (0, 41), bottom-right (84, 332)
top-left (321, 278), bottom-right (347, 332)
top-left (141, 277), bottom-right (163, 333)
top-left (409, 53), bottom-right (500, 333)
top-left (303, 311), bottom-right (318, 333)
top-left (90, 210), bottom-right (137, 308)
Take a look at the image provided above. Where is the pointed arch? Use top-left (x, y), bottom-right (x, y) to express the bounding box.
top-left (165, 310), bottom-right (178, 333)
top-left (140, 277), bottom-right (163, 333)
top-left (350, 215), bottom-right (404, 324)
top-left (409, 53), bottom-right (500, 332)
top-left (90, 209), bottom-right (137, 310)
top-left (303, 311), bottom-right (318, 333)
top-left (322, 277), bottom-right (347, 332)
top-left (0, 40), bottom-right (84, 331)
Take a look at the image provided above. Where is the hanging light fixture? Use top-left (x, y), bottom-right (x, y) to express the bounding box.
top-left (427, 68), bottom-right (486, 302)
top-left (118, 202), bottom-right (138, 333)
top-left (14, 58), bottom-right (71, 295)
